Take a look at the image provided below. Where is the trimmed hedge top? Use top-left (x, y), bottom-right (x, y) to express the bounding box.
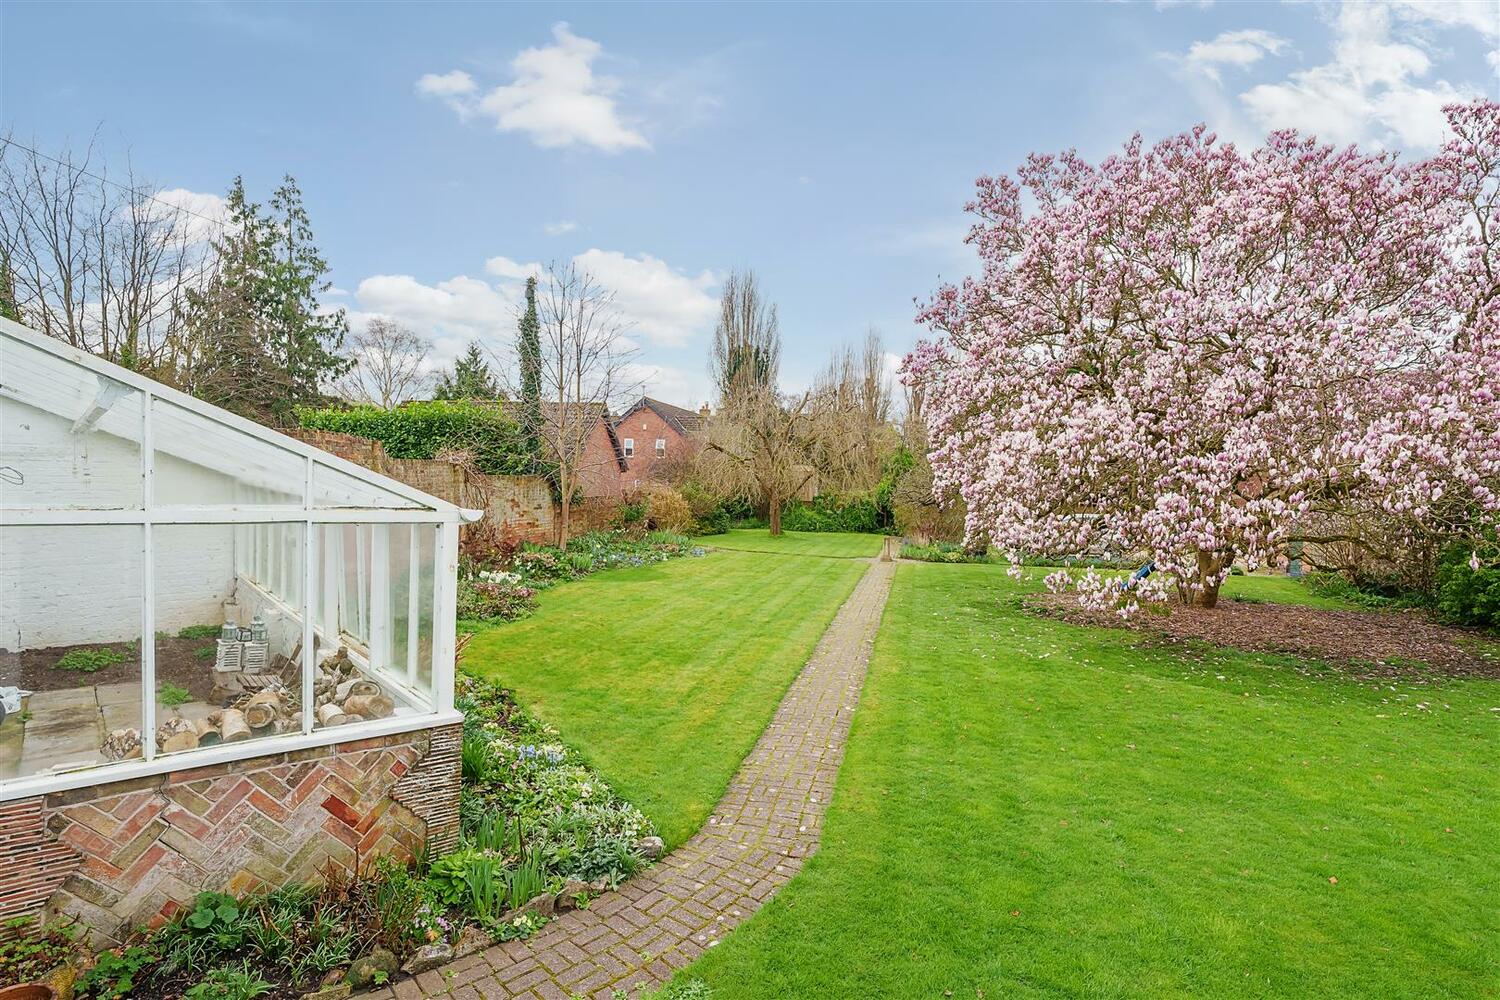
top-left (298, 400), bottom-right (536, 476)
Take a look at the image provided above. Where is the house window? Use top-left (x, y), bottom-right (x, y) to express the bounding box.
top-left (655, 438), bottom-right (666, 458)
top-left (623, 438), bottom-right (635, 457)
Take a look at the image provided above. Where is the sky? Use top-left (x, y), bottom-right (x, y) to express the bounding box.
top-left (1, 0), bottom-right (1497, 408)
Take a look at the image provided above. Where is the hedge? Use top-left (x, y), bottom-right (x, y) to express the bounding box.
top-left (298, 401), bottom-right (536, 476)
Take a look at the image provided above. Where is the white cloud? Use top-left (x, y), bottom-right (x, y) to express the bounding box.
top-left (620, 362), bottom-right (713, 410)
top-left (350, 273), bottom-right (520, 364)
top-left (1173, 2), bottom-right (1495, 151)
top-left (1240, 2), bottom-right (1483, 148)
top-left (151, 188), bottom-right (229, 242)
top-left (543, 220), bottom-right (578, 236)
top-left (483, 256), bottom-right (543, 281)
top-left (572, 249), bottom-right (718, 348)
top-left (416, 69), bottom-right (478, 100)
top-left (1182, 29), bottom-right (1287, 83)
top-left (418, 23), bottom-right (650, 153)
top-left (347, 248), bottom-right (719, 376)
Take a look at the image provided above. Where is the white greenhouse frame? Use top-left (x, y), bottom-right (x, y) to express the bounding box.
top-left (0, 317), bottom-right (479, 802)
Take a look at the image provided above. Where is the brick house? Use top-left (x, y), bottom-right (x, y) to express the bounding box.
top-left (613, 397), bottom-right (709, 488)
top-left (490, 400), bottom-right (630, 500)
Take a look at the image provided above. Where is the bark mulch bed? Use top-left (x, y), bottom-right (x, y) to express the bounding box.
top-left (1027, 593), bottom-right (1500, 681)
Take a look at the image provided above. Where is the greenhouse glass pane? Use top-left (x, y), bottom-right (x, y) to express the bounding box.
top-left (151, 399), bottom-right (305, 506)
top-left (0, 333), bottom-right (144, 509)
top-left (152, 523), bottom-right (306, 757)
top-left (312, 462), bottom-right (422, 509)
top-left (311, 523), bottom-right (436, 734)
top-left (0, 524), bottom-right (142, 782)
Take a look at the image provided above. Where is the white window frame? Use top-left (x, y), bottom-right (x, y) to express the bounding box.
top-left (622, 437), bottom-right (635, 458)
top-left (655, 438), bottom-right (666, 458)
top-left (0, 318), bottom-right (477, 803)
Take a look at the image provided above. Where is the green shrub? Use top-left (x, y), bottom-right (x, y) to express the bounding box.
top-left (55, 647), bottom-right (127, 673)
top-left (1434, 543), bottom-right (1500, 629)
top-left (298, 400), bottom-right (536, 476)
top-left (1303, 570), bottom-right (1406, 609)
top-left (694, 507), bottom-right (732, 535)
top-left (177, 624), bottom-right (221, 640)
top-left (612, 501), bottom-right (647, 527)
top-left (900, 541), bottom-right (990, 563)
top-left (781, 493), bottom-right (887, 534)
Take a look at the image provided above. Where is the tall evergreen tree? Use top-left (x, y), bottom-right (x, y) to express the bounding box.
top-left (264, 176), bottom-right (351, 419)
top-left (434, 342), bottom-right (498, 399)
top-left (517, 275), bottom-right (543, 460)
top-left (182, 175), bottom-right (350, 423)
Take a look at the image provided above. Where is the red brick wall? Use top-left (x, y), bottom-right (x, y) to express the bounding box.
top-left (570, 419), bottom-right (626, 500)
top-left (286, 429), bottom-right (555, 546)
top-left (615, 409), bottom-right (695, 488)
top-left (0, 724), bottom-right (460, 945)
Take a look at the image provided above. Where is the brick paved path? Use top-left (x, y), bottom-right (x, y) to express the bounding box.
top-left (390, 558), bottom-right (895, 1000)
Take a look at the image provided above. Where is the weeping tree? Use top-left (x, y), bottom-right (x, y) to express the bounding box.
top-left (702, 385), bottom-right (821, 536)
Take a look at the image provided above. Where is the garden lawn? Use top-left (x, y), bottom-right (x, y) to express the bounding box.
top-left (682, 561), bottom-right (1499, 999)
top-left (461, 538), bottom-right (867, 848)
top-left (707, 528), bottom-right (883, 558)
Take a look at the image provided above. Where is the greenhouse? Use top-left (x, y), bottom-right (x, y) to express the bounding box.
top-left (0, 317), bottom-right (476, 801)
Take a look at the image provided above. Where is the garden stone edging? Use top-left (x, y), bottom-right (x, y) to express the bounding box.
top-left (356, 557), bottom-right (895, 1000)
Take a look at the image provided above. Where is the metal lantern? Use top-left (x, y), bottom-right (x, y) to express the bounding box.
top-left (249, 616), bottom-right (268, 643)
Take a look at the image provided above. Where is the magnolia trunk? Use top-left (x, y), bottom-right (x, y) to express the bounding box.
top-left (1188, 549), bottom-right (1233, 608)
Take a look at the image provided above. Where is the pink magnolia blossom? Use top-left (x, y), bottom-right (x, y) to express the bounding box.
top-left (907, 101), bottom-right (1500, 608)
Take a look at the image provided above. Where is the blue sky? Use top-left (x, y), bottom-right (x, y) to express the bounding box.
top-left (2, 1), bottom-right (1496, 406)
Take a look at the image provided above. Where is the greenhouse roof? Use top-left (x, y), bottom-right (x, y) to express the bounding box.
top-left (0, 317), bottom-right (474, 518)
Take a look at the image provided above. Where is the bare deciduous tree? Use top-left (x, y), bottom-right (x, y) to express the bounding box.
top-left (709, 269), bottom-right (780, 413)
top-left (508, 261), bottom-right (641, 546)
top-left (0, 136), bottom-right (213, 374)
top-left (809, 328), bottom-right (899, 495)
top-left (337, 318), bottom-right (433, 408)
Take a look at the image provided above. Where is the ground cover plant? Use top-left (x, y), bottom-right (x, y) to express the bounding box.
top-left (704, 528), bottom-right (880, 560)
top-left (461, 531), bottom-right (870, 846)
top-left (455, 673), bottom-right (653, 889)
top-left (678, 560), bottom-right (1499, 998)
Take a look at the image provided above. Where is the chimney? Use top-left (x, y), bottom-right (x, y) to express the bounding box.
top-left (699, 402), bottom-right (710, 420)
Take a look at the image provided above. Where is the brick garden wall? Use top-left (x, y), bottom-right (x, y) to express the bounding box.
top-left (288, 429), bottom-right (556, 544)
top-left (0, 724), bottom-right (460, 945)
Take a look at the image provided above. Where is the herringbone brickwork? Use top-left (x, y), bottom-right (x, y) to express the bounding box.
top-left (0, 724), bottom-right (460, 944)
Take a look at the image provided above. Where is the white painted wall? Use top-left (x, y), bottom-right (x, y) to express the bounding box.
top-left (0, 399), bottom-right (245, 650)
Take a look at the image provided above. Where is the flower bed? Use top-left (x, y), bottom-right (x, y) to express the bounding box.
top-left (3, 678), bottom-right (659, 1000)
top-left (458, 530), bottom-right (706, 626)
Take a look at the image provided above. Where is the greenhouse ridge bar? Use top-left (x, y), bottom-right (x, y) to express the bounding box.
top-left (0, 317), bottom-right (478, 940)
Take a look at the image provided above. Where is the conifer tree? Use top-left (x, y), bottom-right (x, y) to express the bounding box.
top-left (434, 342), bottom-right (498, 399)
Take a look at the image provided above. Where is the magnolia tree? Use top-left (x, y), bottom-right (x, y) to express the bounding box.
top-left (906, 100), bottom-right (1500, 611)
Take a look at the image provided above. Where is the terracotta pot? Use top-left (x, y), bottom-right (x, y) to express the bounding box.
top-left (0, 985), bottom-right (57, 1000)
